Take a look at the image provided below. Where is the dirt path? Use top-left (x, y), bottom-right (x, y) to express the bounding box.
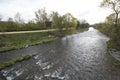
top-left (0, 29), bottom-right (57, 35)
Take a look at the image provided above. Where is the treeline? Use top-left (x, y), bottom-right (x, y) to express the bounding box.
top-left (0, 8), bottom-right (89, 33)
top-left (94, 0), bottom-right (120, 50)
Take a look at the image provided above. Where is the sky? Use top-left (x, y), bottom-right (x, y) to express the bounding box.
top-left (0, 0), bottom-right (112, 24)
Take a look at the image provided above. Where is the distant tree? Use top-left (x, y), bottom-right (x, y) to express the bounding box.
top-left (49, 11), bottom-right (64, 36)
top-left (26, 20), bottom-right (36, 30)
top-left (62, 13), bottom-right (77, 29)
top-left (28, 20), bottom-right (35, 24)
top-left (35, 8), bottom-right (49, 23)
top-left (77, 19), bottom-right (89, 29)
top-left (100, 0), bottom-right (120, 27)
top-left (35, 8), bottom-right (49, 28)
top-left (7, 17), bottom-right (13, 22)
top-left (50, 11), bottom-right (61, 28)
top-left (14, 13), bottom-right (24, 27)
top-left (0, 15), bottom-right (2, 21)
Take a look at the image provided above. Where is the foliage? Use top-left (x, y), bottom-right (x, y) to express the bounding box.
top-left (0, 21), bottom-right (46, 32)
top-left (100, 0), bottom-right (120, 26)
top-left (49, 12), bottom-right (78, 36)
top-left (62, 13), bottom-right (77, 28)
top-left (76, 19), bottom-right (89, 29)
top-left (35, 8), bottom-right (49, 29)
top-left (35, 8), bottom-right (49, 23)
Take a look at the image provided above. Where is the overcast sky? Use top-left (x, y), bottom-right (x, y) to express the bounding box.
top-left (0, 0), bottom-right (112, 24)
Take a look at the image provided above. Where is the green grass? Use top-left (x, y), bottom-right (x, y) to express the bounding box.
top-left (0, 54), bottom-right (36, 70)
top-left (0, 32), bottom-right (57, 52)
top-left (107, 40), bottom-right (120, 51)
top-left (110, 54), bottom-right (120, 68)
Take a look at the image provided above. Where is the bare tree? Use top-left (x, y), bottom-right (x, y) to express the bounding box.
top-left (35, 8), bottom-right (48, 23)
top-left (14, 12), bottom-right (24, 27)
top-left (100, 0), bottom-right (120, 26)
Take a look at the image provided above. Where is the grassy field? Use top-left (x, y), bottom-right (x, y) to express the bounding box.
top-left (0, 32), bottom-right (57, 52)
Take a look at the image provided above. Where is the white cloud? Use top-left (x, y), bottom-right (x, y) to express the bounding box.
top-left (0, 0), bottom-right (112, 24)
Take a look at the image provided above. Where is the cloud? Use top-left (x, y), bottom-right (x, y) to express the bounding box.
top-left (0, 0), bottom-right (12, 3)
top-left (0, 0), bottom-right (112, 24)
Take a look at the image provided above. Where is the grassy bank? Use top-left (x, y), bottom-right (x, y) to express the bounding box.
top-left (94, 24), bottom-right (120, 51)
top-left (0, 28), bottom-right (88, 53)
top-left (0, 54), bottom-right (36, 70)
top-left (0, 32), bottom-right (57, 52)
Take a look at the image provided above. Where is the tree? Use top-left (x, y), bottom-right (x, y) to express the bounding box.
top-left (7, 17), bottom-right (13, 22)
top-left (77, 19), bottom-right (89, 29)
top-left (63, 13), bottom-right (77, 29)
top-left (50, 11), bottom-right (61, 28)
top-left (105, 13), bottom-right (116, 25)
top-left (100, 0), bottom-right (120, 50)
top-left (35, 8), bottom-right (49, 28)
top-left (49, 11), bottom-right (64, 36)
top-left (0, 15), bottom-right (2, 21)
top-left (35, 8), bottom-right (48, 23)
top-left (100, 0), bottom-right (120, 26)
top-left (14, 13), bottom-right (24, 27)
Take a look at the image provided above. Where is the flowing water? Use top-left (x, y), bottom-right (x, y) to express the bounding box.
top-left (0, 27), bottom-right (120, 80)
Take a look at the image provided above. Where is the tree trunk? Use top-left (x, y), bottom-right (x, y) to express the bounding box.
top-left (115, 13), bottom-right (118, 27)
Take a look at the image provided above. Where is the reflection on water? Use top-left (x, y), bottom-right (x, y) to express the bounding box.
top-left (88, 27), bottom-right (94, 31)
top-left (0, 27), bottom-right (120, 80)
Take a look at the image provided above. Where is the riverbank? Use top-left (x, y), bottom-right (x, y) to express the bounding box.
top-left (94, 26), bottom-right (120, 64)
top-left (107, 50), bottom-right (120, 70)
top-left (0, 54), bottom-right (36, 70)
top-left (0, 32), bottom-right (57, 53)
top-left (94, 25), bottom-right (120, 51)
top-left (0, 28), bottom-right (87, 53)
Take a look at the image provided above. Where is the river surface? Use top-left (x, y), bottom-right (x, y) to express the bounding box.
top-left (0, 27), bottom-right (120, 80)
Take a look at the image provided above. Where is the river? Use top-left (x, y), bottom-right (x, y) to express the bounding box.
top-left (0, 27), bottom-right (120, 80)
